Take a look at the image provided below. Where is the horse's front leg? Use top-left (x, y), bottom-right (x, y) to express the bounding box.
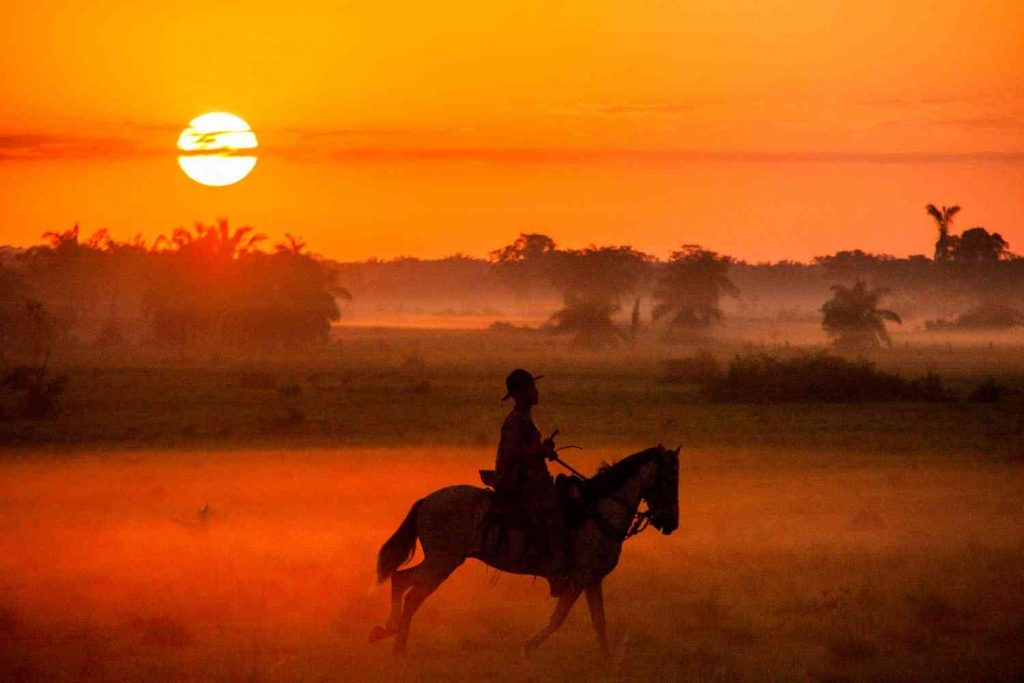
top-left (585, 581), bottom-right (611, 656)
top-left (523, 587), bottom-right (582, 656)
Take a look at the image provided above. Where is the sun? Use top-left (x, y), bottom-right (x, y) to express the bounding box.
top-left (177, 112), bottom-right (257, 187)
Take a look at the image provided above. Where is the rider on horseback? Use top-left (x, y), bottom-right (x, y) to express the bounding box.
top-left (494, 369), bottom-right (573, 596)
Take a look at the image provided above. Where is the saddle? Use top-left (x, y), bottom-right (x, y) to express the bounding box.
top-left (479, 469), bottom-right (585, 527)
top-left (479, 469), bottom-right (497, 488)
top-left (476, 470), bottom-right (585, 573)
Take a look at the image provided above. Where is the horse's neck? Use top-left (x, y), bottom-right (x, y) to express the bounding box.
top-left (597, 460), bottom-right (655, 526)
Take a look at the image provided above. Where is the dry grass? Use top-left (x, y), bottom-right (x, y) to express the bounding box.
top-left (1, 447), bottom-right (1022, 681)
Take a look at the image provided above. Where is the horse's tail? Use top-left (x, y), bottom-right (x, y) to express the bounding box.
top-left (376, 498), bottom-right (424, 583)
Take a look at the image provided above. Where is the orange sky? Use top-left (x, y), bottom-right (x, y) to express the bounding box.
top-left (1, 0), bottom-right (1022, 261)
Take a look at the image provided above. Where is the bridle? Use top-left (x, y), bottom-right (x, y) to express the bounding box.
top-left (591, 495), bottom-right (652, 541)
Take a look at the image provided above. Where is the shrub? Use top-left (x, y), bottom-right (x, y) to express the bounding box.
top-left (657, 351), bottom-right (722, 386)
top-left (970, 377), bottom-right (1004, 403)
top-left (2, 365), bottom-right (68, 418)
top-left (705, 351), bottom-right (946, 403)
top-left (925, 304), bottom-right (1024, 331)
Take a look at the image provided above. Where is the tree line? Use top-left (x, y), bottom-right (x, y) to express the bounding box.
top-left (0, 220), bottom-right (347, 361)
top-left (0, 204), bottom-right (1020, 360)
top-left (488, 205), bottom-right (1019, 348)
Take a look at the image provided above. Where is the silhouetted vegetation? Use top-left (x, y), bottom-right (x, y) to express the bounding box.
top-left (926, 304), bottom-right (1024, 331)
top-left (948, 226), bottom-right (1012, 264)
top-left (545, 245), bottom-right (651, 348)
top-left (821, 281), bottom-right (902, 350)
top-left (703, 352), bottom-right (946, 403)
top-left (652, 246), bottom-right (736, 336)
top-left (0, 301), bottom-right (66, 418)
top-left (0, 221), bottom-right (348, 358)
top-left (657, 350), bottom-right (722, 386)
top-left (970, 378), bottom-right (1005, 403)
top-left (926, 204), bottom-right (960, 262)
top-left (488, 232), bottom-right (559, 302)
top-left (0, 203), bottom-right (1021, 362)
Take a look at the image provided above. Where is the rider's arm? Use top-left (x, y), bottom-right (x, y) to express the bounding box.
top-left (523, 419), bottom-right (556, 461)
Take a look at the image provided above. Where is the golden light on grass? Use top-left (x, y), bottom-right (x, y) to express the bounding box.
top-left (177, 112), bottom-right (257, 187)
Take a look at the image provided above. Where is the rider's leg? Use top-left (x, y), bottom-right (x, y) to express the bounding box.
top-left (540, 485), bottom-right (572, 596)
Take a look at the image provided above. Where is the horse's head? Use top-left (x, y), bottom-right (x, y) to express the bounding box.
top-left (644, 445), bottom-right (680, 535)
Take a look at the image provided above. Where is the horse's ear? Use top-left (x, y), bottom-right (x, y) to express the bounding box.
top-left (674, 445), bottom-right (681, 455)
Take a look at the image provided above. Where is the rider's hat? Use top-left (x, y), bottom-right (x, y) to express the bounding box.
top-left (502, 368), bottom-right (543, 401)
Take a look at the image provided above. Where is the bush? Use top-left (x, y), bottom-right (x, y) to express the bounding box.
top-left (2, 365), bottom-right (68, 418)
top-left (705, 351), bottom-right (946, 403)
top-left (658, 351), bottom-right (722, 386)
top-left (487, 320), bottom-right (533, 332)
top-left (925, 304), bottom-right (1024, 331)
top-left (970, 377), bottom-right (1004, 403)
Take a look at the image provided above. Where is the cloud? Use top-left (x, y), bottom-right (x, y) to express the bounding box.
top-left (595, 102), bottom-right (699, 115)
top-left (931, 116), bottom-right (1024, 130)
top-left (284, 126), bottom-right (417, 139)
top-left (327, 147), bottom-right (1024, 165)
top-left (2, 131), bottom-right (1021, 166)
top-left (0, 133), bottom-right (151, 160)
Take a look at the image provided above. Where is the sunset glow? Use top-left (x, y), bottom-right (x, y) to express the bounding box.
top-left (1, 0), bottom-right (1022, 259)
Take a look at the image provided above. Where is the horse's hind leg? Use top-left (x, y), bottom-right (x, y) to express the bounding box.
top-left (369, 565), bottom-right (419, 643)
top-left (393, 557), bottom-right (462, 655)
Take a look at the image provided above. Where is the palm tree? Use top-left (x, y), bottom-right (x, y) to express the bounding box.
top-left (159, 220), bottom-right (266, 259)
top-left (274, 233), bottom-right (307, 256)
top-left (821, 281), bottom-right (902, 350)
top-left (651, 245), bottom-right (737, 332)
top-left (926, 204), bottom-right (960, 262)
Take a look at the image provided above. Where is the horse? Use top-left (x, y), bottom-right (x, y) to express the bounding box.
top-left (369, 444), bottom-right (680, 655)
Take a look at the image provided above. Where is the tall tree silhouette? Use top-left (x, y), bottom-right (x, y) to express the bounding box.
top-left (951, 227), bottom-right (1011, 264)
top-left (926, 204), bottom-right (960, 262)
top-left (821, 281), bottom-right (902, 349)
top-left (488, 233), bottom-right (558, 301)
top-left (651, 245), bottom-right (737, 332)
top-left (547, 246), bottom-right (651, 348)
top-left (275, 233), bottom-right (308, 256)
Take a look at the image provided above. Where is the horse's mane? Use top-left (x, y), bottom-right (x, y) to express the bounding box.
top-left (584, 446), bottom-right (661, 499)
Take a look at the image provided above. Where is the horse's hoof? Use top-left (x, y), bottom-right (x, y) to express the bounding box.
top-left (368, 625), bottom-right (396, 643)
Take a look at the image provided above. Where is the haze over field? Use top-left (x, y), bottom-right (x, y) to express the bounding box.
top-left (2, 449), bottom-right (1022, 681)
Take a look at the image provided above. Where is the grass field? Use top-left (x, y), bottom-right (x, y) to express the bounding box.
top-left (1, 326), bottom-right (1022, 680)
top-left (1, 327), bottom-right (1022, 458)
top-left (1, 447), bottom-right (1022, 682)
